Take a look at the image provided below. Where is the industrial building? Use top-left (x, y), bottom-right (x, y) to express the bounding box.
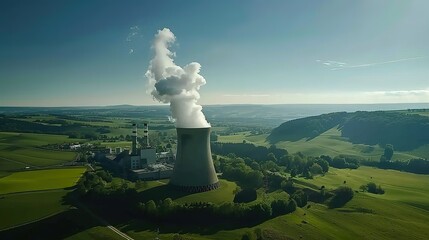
top-left (113, 123), bottom-right (174, 180)
top-left (109, 124), bottom-right (219, 190)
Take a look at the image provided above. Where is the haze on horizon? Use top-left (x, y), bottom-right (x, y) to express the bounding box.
top-left (1, 0), bottom-right (428, 107)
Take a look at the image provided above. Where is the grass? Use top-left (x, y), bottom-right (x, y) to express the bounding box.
top-left (123, 167), bottom-right (429, 240)
top-left (218, 131), bottom-right (269, 145)
top-left (138, 179), bottom-right (237, 204)
top-left (175, 179), bottom-right (237, 204)
top-left (217, 127), bottom-right (429, 161)
top-left (100, 141), bottom-right (132, 149)
top-left (65, 226), bottom-right (125, 240)
top-left (0, 207), bottom-right (122, 240)
top-left (0, 168), bottom-right (86, 194)
top-left (0, 132), bottom-right (78, 168)
top-left (0, 190), bottom-right (70, 230)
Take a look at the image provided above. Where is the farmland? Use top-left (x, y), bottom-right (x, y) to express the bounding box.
top-left (0, 168), bottom-right (86, 194)
top-left (0, 132), bottom-right (78, 172)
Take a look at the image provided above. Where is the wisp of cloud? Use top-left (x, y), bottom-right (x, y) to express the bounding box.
top-left (146, 28), bottom-right (210, 128)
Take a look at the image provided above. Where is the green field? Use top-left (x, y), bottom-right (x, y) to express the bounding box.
top-left (217, 128), bottom-right (429, 161)
top-left (0, 132), bottom-right (78, 170)
top-left (0, 190), bottom-right (70, 230)
top-left (175, 179), bottom-right (237, 204)
top-left (123, 167), bottom-right (429, 240)
top-left (0, 167), bottom-right (87, 232)
top-left (0, 168), bottom-right (86, 194)
top-left (138, 179), bottom-right (237, 204)
top-left (65, 226), bottom-right (124, 240)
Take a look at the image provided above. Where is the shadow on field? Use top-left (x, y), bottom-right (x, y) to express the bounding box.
top-left (138, 184), bottom-right (192, 202)
top-left (120, 216), bottom-right (271, 236)
top-left (0, 208), bottom-right (101, 240)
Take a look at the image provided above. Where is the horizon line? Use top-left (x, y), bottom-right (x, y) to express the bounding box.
top-left (1, 102), bottom-right (429, 108)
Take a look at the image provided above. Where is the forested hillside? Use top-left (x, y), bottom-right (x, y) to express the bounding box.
top-left (269, 111), bottom-right (429, 151)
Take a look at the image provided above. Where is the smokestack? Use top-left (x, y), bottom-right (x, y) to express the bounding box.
top-left (131, 123), bottom-right (137, 155)
top-left (143, 122), bottom-right (149, 148)
top-left (169, 127), bottom-right (219, 192)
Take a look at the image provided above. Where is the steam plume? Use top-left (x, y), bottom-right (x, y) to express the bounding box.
top-left (146, 28), bottom-right (210, 128)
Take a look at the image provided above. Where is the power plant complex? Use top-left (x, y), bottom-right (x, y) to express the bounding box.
top-left (111, 123), bottom-right (219, 193)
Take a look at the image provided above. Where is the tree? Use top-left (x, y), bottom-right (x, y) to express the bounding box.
top-left (291, 190), bottom-right (308, 207)
top-left (316, 158), bottom-right (329, 173)
top-left (266, 152), bottom-right (277, 162)
top-left (329, 186), bottom-right (354, 208)
top-left (145, 200), bottom-right (157, 216)
top-left (310, 163), bottom-right (323, 175)
top-left (383, 144), bottom-right (394, 161)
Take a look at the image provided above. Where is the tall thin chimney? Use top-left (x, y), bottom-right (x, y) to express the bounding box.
top-left (143, 122), bottom-right (149, 148)
top-left (131, 123), bottom-right (137, 155)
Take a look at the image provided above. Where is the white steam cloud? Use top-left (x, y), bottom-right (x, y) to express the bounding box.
top-left (146, 28), bottom-right (210, 128)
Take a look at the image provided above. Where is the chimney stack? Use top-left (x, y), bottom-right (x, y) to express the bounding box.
top-left (131, 123), bottom-right (137, 155)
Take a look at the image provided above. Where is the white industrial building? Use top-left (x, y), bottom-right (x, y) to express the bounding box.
top-left (113, 122), bottom-right (175, 180)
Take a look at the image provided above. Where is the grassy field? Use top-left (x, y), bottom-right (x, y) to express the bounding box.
top-left (123, 167), bottom-right (429, 240)
top-left (273, 127), bottom-right (427, 160)
top-left (217, 128), bottom-right (429, 161)
top-left (65, 226), bottom-right (125, 240)
top-left (138, 179), bottom-right (237, 204)
top-left (0, 166), bottom-right (87, 233)
top-left (175, 179), bottom-right (237, 204)
top-left (0, 168), bottom-right (86, 194)
top-left (0, 190), bottom-right (70, 230)
top-left (0, 132), bottom-right (78, 169)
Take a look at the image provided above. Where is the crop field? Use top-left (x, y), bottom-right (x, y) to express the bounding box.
top-left (0, 168), bottom-right (86, 194)
top-left (0, 132), bottom-right (78, 169)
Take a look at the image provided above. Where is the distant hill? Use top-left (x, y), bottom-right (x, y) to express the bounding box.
top-left (268, 111), bottom-right (429, 151)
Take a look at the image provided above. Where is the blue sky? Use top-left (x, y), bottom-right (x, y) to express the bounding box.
top-left (1, 0), bottom-right (428, 106)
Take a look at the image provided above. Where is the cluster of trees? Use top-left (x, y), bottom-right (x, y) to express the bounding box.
top-left (214, 151), bottom-right (334, 192)
top-left (77, 170), bottom-right (137, 204)
top-left (217, 156), bottom-right (264, 189)
top-left (211, 143), bottom-right (287, 162)
top-left (328, 186), bottom-right (354, 208)
top-left (0, 116), bottom-right (103, 140)
top-left (360, 182), bottom-right (385, 194)
top-left (138, 197), bottom-right (297, 226)
top-left (341, 111), bottom-right (429, 151)
top-left (362, 158), bottom-right (429, 175)
top-left (322, 155), bottom-right (360, 169)
top-left (380, 144), bottom-right (394, 161)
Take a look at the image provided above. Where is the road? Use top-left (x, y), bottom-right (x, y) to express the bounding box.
top-left (72, 195), bottom-right (135, 240)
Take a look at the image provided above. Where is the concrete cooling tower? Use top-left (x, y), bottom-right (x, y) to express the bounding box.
top-left (169, 127), bottom-right (219, 193)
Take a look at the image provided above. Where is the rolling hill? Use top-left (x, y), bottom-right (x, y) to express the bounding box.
top-left (268, 111), bottom-right (429, 151)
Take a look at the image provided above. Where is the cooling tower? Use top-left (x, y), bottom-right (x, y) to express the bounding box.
top-left (170, 127), bottom-right (219, 192)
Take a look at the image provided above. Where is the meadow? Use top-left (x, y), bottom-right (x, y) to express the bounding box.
top-left (0, 190), bottom-right (70, 230)
top-left (217, 127), bottom-right (429, 161)
top-left (122, 167), bottom-right (429, 240)
top-left (0, 132), bottom-right (78, 172)
top-left (0, 168), bottom-right (86, 194)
